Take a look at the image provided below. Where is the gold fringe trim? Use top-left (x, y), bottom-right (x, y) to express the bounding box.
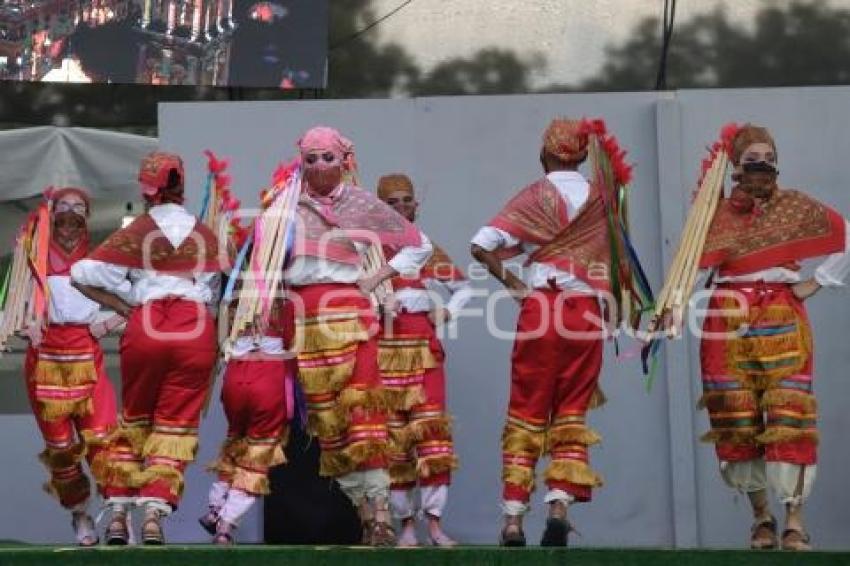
top-left (90, 456), bottom-right (141, 491)
top-left (307, 408), bottom-right (349, 440)
top-left (89, 450), bottom-right (110, 486)
top-left (728, 304), bottom-right (812, 382)
top-left (546, 425), bottom-right (601, 450)
top-left (231, 467), bottom-right (271, 496)
top-left (38, 443), bottom-right (85, 470)
top-left (142, 432), bottom-right (199, 462)
top-left (338, 387), bottom-right (388, 413)
top-left (238, 443), bottom-right (286, 469)
top-left (409, 417), bottom-right (452, 442)
top-left (761, 389), bottom-right (817, 413)
top-left (377, 344), bottom-right (437, 373)
top-left (317, 439), bottom-right (389, 478)
top-left (130, 464), bottom-right (184, 497)
top-left (417, 454), bottom-right (458, 479)
top-left (544, 459), bottom-right (604, 488)
top-left (319, 450), bottom-right (353, 478)
top-left (756, 428), bottom-right (819, 446)
top-left (699, 429), bottom-right (758, 445)
top-left (38, 398), bottom-right (93, 422)
top-left (388, 427), bottom-right (413, 453)
top-left (382, 386), bottom-right (426, 412)
top-left (32, 361), bottom-right (97, 387)
top-left (345, 439), bottom-right (388, 470)
top-left (502, 423), bottom-right (545, 458)
top-left (296, 318), bottom-right (368, 354)
top-left (207, 438), bottom-right (245, 475)
top-left (697, 389), bottom-right (756, 411)
top-left (207, 458), bottom-right (235, 478)
top-left (115, 424), bottom-right (152, 455)
top-left (503, 464), bottom-right (535, 492)
top-left (297, 359), bottom-right (356, 396)
top-left (389, 460), bottom-right (418, 485)
top-left (589, 387), bottom-right (607, 410)
top-left (79, 429), bottom-right (111, 448)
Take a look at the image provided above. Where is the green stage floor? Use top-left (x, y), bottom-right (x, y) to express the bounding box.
top-left (0, 546), bottom-right (849, 566)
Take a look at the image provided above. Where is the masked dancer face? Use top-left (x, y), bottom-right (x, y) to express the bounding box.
top-left (53, 193), bottom-right (88, 252)
top-left (730, 142), bottom-right (779, 213)
top-left (302, 150), bottom-right (343, 196)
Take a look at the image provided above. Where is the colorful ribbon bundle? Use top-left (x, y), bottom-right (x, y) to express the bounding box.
top-left (0, 193), bottom-right (51, 352)
top-left (581, 119), bottom-right (654, 334)
top-left (222, 159), bottom-right (301, 359)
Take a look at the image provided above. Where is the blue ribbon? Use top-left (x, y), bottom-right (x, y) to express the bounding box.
top-left (198, 172), bottom-right (214, 220)
top-left (223, 232), bottom-right (253, 303)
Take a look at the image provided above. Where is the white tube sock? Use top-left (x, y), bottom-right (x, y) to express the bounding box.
top-left (219, 488), bottom-right (258, 527)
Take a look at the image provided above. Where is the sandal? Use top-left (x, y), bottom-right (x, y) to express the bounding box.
top-left (199, 508), bottom-right (220, 536)
top-left (213, 520), bottom-right (235, 545)
top-left (781, 528), bottom-right (812, 551)
top-left (142, 509), bottom-right (165, 545)
top-left (500, 523), bottom-right (526, 547)
top-left (370, 520), bottom-right (397, 547)
top-left (750, 516), bottom-right (778, 550)
top-left (105, 512), bottom-right (129, 546)
top-left (541, 517), bottom-right (574, 547)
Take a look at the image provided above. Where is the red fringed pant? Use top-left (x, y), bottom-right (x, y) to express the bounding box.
top-left (25, 324), bottom-right (117, 509)
top-left (290, 283), bottom-right (388, 478)
top-left (699, 282), bottom-right (817, 465)
top-left (100, 298), bottom-right (217, 507)
top-left (212, 358), bottom-right (292, 495)
top-left (380, 312), bottom-right (456, 491)
top-left (502, 290), bottom-right (604, 505)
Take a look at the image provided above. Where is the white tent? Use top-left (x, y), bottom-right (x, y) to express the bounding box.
top-left (0, 126), bottom-right (157, 202)
top-left (0, 126), bottom-right (158, 250)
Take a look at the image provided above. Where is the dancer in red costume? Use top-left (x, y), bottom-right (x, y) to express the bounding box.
top-left (22, 187), bottom-right (121, 546)
top-left (376, 173), bottom-right (472, 547)
top-left (283, 127), bottom-right (432, 546)
top-left (694, 124), bottom-right (850, 551)
top-left (200, 294), bottom-right (295, 545)
top-left (72, 151), bottom-right (227, 545)
top-left (471, 118), bottom-right (613, 547)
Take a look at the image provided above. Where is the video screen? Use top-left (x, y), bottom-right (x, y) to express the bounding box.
top-left (0, 0), bottom-right (327, 88)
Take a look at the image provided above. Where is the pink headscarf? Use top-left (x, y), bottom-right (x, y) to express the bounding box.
top-left (297, 126), bottom-right (354, 160)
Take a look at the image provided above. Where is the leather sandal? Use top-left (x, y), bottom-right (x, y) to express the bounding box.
top-left (142, 510), bottom-right (165, 545)
top-left (105, 513), bottom-right (129, 546)
top-left (781, 527), bottom-right (812, 551)
top-left (370, 520), bottom-right (397, 547)
top-left (750, 516), bottom-right (778, 550)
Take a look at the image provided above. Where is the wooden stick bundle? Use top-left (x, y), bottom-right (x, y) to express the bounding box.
top-left (650, 151), bottom-right (728, 337)
top-left (223, 177), bottom-right (299, 358)
top-left (0, 211), bottom-right (47, 353)
top-left (361, 243), bottom-right (393, 312)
